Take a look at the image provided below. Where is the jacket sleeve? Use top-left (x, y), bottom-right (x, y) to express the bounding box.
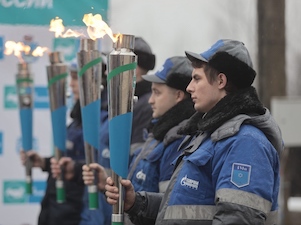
top-left (126, 191), bottom-right (163, 225)
top-left (212, 202), bottom-right (266, 225)
top-left (72, 161), bottom-right (85, 185)
top-left (42, 157), bottom-right (51, 173)
top-left (212, 129), bottom-right (279, 225)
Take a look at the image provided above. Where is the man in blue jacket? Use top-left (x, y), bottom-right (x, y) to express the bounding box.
top-left (105, 39), bottom-right (284, 225)
top-left (82, 56), bottom-right (195, 225)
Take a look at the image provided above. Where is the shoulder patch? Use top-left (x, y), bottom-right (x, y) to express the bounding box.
top-left (231, 163), bottom-right (251, 188)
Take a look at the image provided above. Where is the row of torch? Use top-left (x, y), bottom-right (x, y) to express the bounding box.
top-left (17, 34), bottom-right (136, 225)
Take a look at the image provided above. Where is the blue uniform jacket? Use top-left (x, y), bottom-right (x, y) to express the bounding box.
top-left (128, 134), bottom-right (185, 193)
top-left (66, 121), bottom-right (85, 161)
top-left (125, 87), bottom-right (284, 225)
top-left (126, 110), bottom-right (283, 225)
top-left (169, 124), bottom-right (279, 211)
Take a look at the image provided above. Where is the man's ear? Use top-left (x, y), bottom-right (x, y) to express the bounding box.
top-left (217, 73), bottom-right (227, 89)
top-left (176, 90), bottom-right (186, 102)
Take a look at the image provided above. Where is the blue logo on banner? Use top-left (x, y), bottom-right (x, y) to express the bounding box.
top-left (0, 132), bottom-right (3, 155)
top-left (231, 163), bottom-right (251, 188)
top-left (34, 86), bottom-right (49, 109)
top-left (0, 36), bottom-right (3, 59)
top-left (4, 85), bottom-right (49, 109)
top-left (53, 38), bottom-right (80, 63)
top-left (28, 181), bottom-right (46, 203)
top-left (3, 180), bottom-right (46, 204)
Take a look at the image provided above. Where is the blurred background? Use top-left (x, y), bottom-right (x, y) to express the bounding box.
top-left (0, 0), bottom-right (300, 224)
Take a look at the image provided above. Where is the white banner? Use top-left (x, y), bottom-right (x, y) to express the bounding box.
top-left (0, 25), bottom-right (106, 225)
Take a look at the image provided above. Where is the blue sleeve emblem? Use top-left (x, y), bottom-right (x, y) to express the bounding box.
top-left (231, 163), bottom-right (251, 188)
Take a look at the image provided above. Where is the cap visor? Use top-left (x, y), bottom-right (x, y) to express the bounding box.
top-left (185, 51), bottom-right (208, 63)
top-left (142, 74), bottom-right (165, 83)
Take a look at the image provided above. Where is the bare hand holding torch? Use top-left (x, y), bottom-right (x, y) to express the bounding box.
top-left (104, 177), bottom-right (135, 212)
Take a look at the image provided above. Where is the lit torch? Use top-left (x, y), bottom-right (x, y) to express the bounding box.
top-left (16, 63), bottom-right (34, 194)
top-left (5, 39), bottom-right (48, 195)
top-left (49, 13), bottom-right (124, 211)
top-left (108, 34), bottom-right (137, 225)
top-left (77, 38), bottom-right (102, 209)
top-left (46, 51), bottom-right (68, 203)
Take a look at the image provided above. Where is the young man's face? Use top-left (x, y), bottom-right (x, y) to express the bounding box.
top-left (148, 83), bottom-right (181, 118)
top-left (186, 67), bottom-right (225, 113)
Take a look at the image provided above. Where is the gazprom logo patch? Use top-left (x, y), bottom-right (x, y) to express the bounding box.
top-left (101, 148), bottom-right (110, 159)
top-left (3, 180), bottom-right (46, 204)
top-left (136, 170), bottom-right (146, 181)
top-left (231, 163), bottom-right (251, 188)
top-left (180, 175), bottom-right (199, 190)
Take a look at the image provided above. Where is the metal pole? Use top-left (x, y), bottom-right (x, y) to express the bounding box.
top-left (108, 34), bottom-right (137, 225)
top-left (77, 38), bottom-right (102, 209)
top-left (46, 51), bottom-right (68, 203)
top-left (16, 63), bottom-right (33, 195)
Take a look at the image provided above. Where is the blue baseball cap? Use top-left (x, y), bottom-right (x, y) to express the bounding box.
top-left (142, 56), bottom-right (193, 92)
top-left (185, 39), bottom-right (256, 88)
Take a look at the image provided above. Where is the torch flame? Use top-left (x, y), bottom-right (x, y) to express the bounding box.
top-left (5, 41), bottom-right (30, 57)
top-left (49, 14), bottom-right (119, 42)
top-left (83, 13), bottom-right (118, 42)
top-left (32, 46), bottom-right (49, 57)
top-left (49, 17), bottom-right (84, 38)
top-left (4, 41), bottom-right (49, 62)
top-left (63, 29), bottom-right (83, 38)
top-left (49, 17), bottom-right (65, 38)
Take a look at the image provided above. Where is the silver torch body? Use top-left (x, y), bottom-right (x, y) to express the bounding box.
top-left (16, 63), bottom-right (33, 194)
top-left (108, 34), bottom-right (137, 225)
top-left (77, 38), bottom-right (102, 209)
top-left (46, 51), bottom-right (68, 203)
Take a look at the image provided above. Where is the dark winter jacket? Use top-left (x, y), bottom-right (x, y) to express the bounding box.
top-left (131, 80), bottom-right (153, 145)
top-left (38, 100), bottom-right (85, 225)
